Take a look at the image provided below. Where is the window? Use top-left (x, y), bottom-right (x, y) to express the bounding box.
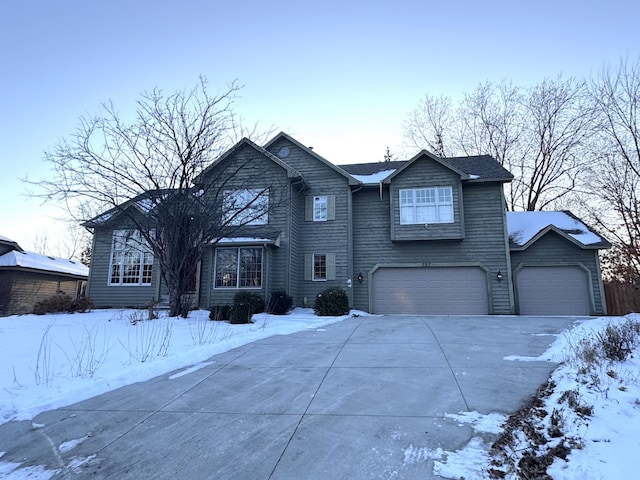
top-left (223, 189), bottom-right (269, 226)
top-left (109, 230), bottom-right (153, 285)
top-left (214, 247), bottom-right (263, 288)
top-left (305, 195), bottom-right (335, 221)
top-left (313, 196), bottom-right (328, 221)
top-left (313, 254), bottom-right (327, 280)
top-left (304, 253), bottom-right (336, 281)
top-left (399, 187), bottom-right (453, 224)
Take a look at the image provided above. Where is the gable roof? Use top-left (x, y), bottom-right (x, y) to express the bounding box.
top-left (196, 137), bottom-right (307, 185)
top-left (339, 153), bottom-right (513, 185)
top-left (264, 132), bottom-right (361, 186)
top-left (507, 211), bottom-right (610, 250)
top-left (0, 250), bottom-right (89, 277)
top-left (82, 189), bottom-right (173, 227)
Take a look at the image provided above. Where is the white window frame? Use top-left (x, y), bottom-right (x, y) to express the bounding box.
top-left (313, 196), bottom-right (328, 222)
top-left (223, 189), bottom-right (269, 226)
top-left (108, 229), bottom-right (154, 286)
top-left (399, 186), bottom-right (454, 225)
top-left (214, 247), bottom-right (263, 289)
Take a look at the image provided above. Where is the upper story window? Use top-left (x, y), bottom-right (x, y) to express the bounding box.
top-left (399, 186), bottom-right (454, 224)
top-left (223, 189), bottom-right (269, 226)
top-left (313, 196), bottom-right (328, 221)
top-left (305, 194), bottom-right (335, 221)
top-left (109, 229), bottom-right (153, 285)
top-left (214, 247), bottom-right (263, 289)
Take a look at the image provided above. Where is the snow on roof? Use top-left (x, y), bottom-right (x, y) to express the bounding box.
top-left (0, 250), bottom-right (89, 277)
top-left (0, 234), bottom-right (17, 243)
top-left (351, 169), bottom-right (397, 184)
top-left (507, 211), bottom-right (604, 248)
top-left (215, 237), bottom-right (275, 244)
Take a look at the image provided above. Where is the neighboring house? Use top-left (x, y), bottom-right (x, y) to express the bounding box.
top-left (82, 132), bottom-right (610, 316)
top-left (0, 235), bottom-right (89, 316)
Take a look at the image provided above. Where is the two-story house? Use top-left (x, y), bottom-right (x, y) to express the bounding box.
top-left (84, 132), bottom-right (609, 316)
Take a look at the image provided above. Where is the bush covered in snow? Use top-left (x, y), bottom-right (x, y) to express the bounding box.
top-left (313, 287), bottom-right (349, 316)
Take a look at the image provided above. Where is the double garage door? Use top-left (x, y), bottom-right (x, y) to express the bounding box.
top-left (515, 266), bottom-right (591, 315)
top-left (372, 266), bottom-right (489, 315)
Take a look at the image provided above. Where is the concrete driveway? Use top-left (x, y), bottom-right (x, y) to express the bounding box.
top-left (0, 315), bottom-right (579, 479)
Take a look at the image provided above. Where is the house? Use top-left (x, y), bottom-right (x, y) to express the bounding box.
top-left (83, 132), bottom-right (610, 316)
top-left (0, 235), bottom-right (89, 316)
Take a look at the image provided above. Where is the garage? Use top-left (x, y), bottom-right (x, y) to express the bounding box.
top-left (371, 266), bottom-right (489, 314)
top-left (516, 266), bottom-right (591, 315)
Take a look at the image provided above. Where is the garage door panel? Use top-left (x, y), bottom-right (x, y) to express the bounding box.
top-left (516, 266), bottom-right (590, 315)
top-left (372, 267), bottom-right (488, 315)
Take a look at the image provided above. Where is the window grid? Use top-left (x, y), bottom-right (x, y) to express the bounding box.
top-left (313, 254), bottom-right (327, 281)
top-left (109, 230), bottom-right (153, 285)
top-left (223, 189), bottom-right (269, 226)
top-left (399, 187), bottom-right (453, 224)
top-left (215, 247), bottom-right (263, 289)
top-left (313, 196), bottom-right (328, 221)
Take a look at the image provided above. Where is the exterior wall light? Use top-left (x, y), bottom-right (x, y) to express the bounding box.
top-left (497, 270), bottom-right (503, 282)
top-left (357, 272), bottom-right (364, 283)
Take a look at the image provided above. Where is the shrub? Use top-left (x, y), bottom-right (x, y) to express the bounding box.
top-left (209, 305), bottom-right (231, 321)
top-left (70, 296), bottom-right (95, 313)
top-left (33, 294), bottom-right (74, 315)
top-left (267, 290), bottom-right (293, 315)
top-left (230, 292), bottom-right (265, 324)
top-left (573, 318), bottom-right (640, 367)
top-left (313, 287), bottom-right (350, 316)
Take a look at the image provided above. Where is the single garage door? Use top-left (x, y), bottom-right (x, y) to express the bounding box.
top-left (516, 266), bottom-right (591, 315)
top-left (372, 266), bottom-right (489, 314)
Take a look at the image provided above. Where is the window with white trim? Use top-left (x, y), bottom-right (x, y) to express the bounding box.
top-left (399, 187), bottom-right (453, 224)
top-left (109, 230), bottom-right (154, 285)
top-left (214, 247), bottom-right (263, 288)
top-left (313, 196), bottom-right (328, 221)
top-left (223, 189), bottom-right (269, 226)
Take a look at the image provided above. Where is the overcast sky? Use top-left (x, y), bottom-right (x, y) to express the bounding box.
top-left (1, 0), bottom-right (638, 252)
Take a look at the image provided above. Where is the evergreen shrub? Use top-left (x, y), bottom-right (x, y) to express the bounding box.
top-left (313, 287), bottom-right (350, 316)
top-left (267, 290), bottom-right (293, 315)
top-left (230, 292), bottom-right (265, 324)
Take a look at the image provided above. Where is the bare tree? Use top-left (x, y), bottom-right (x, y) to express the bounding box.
top-left (457, 80), bottom-right (528, 209)
top-left (521, 76), bottom-right (594, 210)
top-left (403, 93), bottom-right (454, 157)
top-left (586, 58), bottom-right (640, 282)
top-left (404, 77), bottom-right (593, 211)
top-left (28, 78), bottom-right (284, 317)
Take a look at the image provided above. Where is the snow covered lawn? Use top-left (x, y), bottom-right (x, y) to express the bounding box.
top-left (0, 308), bottom-right (352, 425)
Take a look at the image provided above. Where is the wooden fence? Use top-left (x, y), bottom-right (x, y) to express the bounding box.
top-left (604, 282), bottom-right (640, 316)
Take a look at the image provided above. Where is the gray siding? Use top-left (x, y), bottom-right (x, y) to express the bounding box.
top-left (510, 231), bottom-right (606, 315)
top-left (352, 183), bottom-right (513, 314)
top-left (390, 160), bottom-right (465, 241)
top-left (288, 189), bottom-right (301, 302)
top-left (267, 138), bottom-right (353, 307)
top-left (200, 142), bottom-right (292, 308)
